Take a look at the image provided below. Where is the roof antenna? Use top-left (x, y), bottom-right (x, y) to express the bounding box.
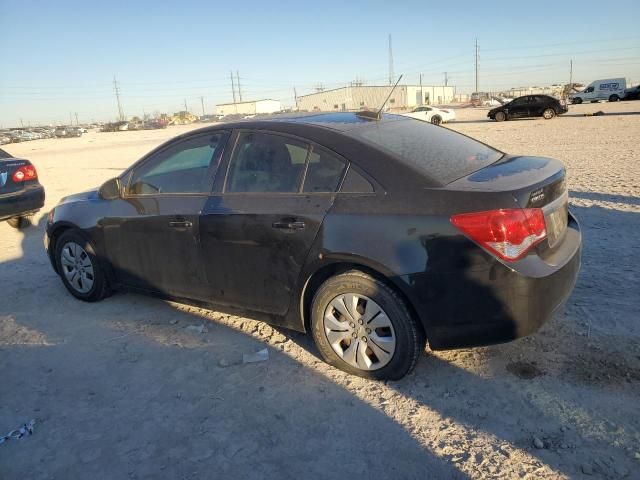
top-left (357, 74), bottom-right (403, 120)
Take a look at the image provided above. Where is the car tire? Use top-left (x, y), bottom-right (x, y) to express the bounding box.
top-left (430, 115), bottom-right (442, 126)
top-left (310, 270), bottom-right (425, 380)
top-left (6, 216), bottom-right (31, 229)
top-left (543, 108), bottom-right (556, 120)
top-left (495, 111), bottom-right (506, 122)
top-left (572, 97), bottom-right (582, 104)
top-left (55, 229), bottom-right (110, 302)
top-left (609, 94), bottom-right (619, 102)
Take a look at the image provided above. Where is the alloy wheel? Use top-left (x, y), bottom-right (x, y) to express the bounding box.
top-left (60, 242), bottom-right (95, 293)
top-left (323, 293), bottom-right (396, 371)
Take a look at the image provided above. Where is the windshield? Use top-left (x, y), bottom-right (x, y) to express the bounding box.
top-left (350, 117), bottom-right (503, 185)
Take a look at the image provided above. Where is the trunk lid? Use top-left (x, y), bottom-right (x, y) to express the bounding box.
top-left (0, 158), bottom-right (32, 196)
top-left (448, 155), bottom-right (569, 250)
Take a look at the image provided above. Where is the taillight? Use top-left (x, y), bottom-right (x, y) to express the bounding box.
top-left (450, 208), bottom-right (547, 262)
top-left (12, 165), bottom-right (38, 183)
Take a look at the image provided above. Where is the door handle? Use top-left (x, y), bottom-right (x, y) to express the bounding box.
top-left (272, 221), bottom-right (305, 230)
top-left (168, 220), bottom-right (193, 228)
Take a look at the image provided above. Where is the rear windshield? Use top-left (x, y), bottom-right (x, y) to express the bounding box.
top-left (350, 118), bottom-right (503, 185)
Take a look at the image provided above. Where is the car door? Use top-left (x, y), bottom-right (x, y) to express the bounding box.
top-left (199, 130), bottom-right (347, 316)
top-left (507, 97), bottom-right (528, 118)
top-left (530, 96), bottom-right (546, 117)
top-left (102, 131), bottom-right (229, 299)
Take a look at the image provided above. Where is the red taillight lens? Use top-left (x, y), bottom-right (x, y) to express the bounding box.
top-left (450, 208), bottom-right (547, 262)
top-left (12, 165), bottom-right (38, 183)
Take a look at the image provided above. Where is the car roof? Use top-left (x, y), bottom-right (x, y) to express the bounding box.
top-left (216, 112), bottom-right (409, 133)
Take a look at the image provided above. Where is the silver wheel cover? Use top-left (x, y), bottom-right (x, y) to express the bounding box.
top-left (323, 293), bottom-right (396, 371)
top-left (60, 242), bottom-right (95, 294)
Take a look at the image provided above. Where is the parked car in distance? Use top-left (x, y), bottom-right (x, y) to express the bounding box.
top-left (488, 95), bottom-right (568, 122)
top-left (0, 134), bottom-right (12, 145)
top-left (55, 126), bottom-right (82, 138)
top-left (623, 85), bottom-right (640, 100)
top-left (0, 148), bottom-right (45, 228)
top-left (400, 106), bottom-right (456, 125)
top-left (569, 78), bottom-right (626, 104)
top-left (45, 113), bottom-right (581, 380)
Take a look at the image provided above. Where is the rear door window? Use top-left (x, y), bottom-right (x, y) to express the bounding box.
top-left (226, 132), bottom-right (308, 193)
top-left (302, 148), bottom-right (346, 193)
top-left (351, 118), bottom-right (503, 185)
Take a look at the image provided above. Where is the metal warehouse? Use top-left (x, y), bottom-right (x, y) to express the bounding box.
top-left (216, 99), bottom-right (281, 116)
top-left (296, 85), bottom-right (455, 112)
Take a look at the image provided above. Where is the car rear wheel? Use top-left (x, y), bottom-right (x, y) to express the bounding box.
top-left (430, 115), bottom-right (442, 125)
top-left (55, 229), bottom-right (110, 302)
top-left (543, 108), bottom-right (556, 120)
top-left (6, 216), bottom-right (31, 229)
top-left (310, 270), bottom-right (425, 380)
top-left (494, 111), bottom-right (506, 122)
top-left (609, 94), bottom-right (619, 102)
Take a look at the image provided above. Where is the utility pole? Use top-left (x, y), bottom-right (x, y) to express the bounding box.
top-left (236, 71), bottom-right (242, 102)
top-left (113, 76), bottom-right (125, 121)
top-left (444, 72), bottom-right (448, 87)
top-left (419, 74), bottom-right (423, 106)
top-left (230, 71), bottom-right (237, 103)
top-left (294, 87), bottom-right (298, 110)
top-left (69, 112), bottom-right (73, 125)
top-left (569, 59), bottom-right (573, 86)
top-left (184, 98), bottom-right (188, 112)
top-left (474, 38), bottom-right (479, 94)
top-left (388, 34), bottom-right (394, 85)
top-left (75, 112), bottom-right (79, 126)
top-left (200, 96), bottom-right (205, 116)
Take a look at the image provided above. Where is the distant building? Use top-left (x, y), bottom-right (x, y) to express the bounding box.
top-left (296, 85), bottom-right (455, 112)
top-left (216, 99), bottom-right (281, 116)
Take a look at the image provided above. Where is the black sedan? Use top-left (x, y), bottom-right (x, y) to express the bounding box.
top-left (488, 95), bottom-right (568, 121)
top-left (0, 148), bottom-right (45, 228)
top-left (45, 113), bottom-right (581, 380)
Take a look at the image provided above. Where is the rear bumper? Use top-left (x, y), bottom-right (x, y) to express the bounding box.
top-left (0, 184), bottom-right (45, 221)
top-left (406, 213), bottom-right (581, 350)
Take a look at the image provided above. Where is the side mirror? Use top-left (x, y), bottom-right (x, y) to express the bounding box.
top-left (98, 177), bottom-right (122, 200)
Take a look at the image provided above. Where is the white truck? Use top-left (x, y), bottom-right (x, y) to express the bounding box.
top-left (569, 78), bottom-right (627, 104)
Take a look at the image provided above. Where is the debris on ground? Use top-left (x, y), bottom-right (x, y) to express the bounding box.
top-left (218, 358), bottom-right (231, 368)
top-left (0, 420), bottom-right (36, 445)
top-left (242, 348), bottom-right (269, 364)
top-left (185, 324), bottom-right (208, 334)
top-left (532, 437), bottom-right (544, 449)
top-left (583, 111), bottom-right (605, 116)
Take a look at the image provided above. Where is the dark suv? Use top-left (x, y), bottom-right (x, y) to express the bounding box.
top-left (488, 95), bottom-right (568, 122)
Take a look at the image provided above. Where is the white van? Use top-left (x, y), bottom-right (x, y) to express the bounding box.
top-left (569, 78), bottom-right (627, 104)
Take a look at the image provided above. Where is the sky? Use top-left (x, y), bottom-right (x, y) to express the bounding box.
top-left (1, 0), bottom-right (639, 126)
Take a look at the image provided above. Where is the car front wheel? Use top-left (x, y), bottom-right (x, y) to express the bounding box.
top-left (572, 97), bottom-right (582, 104)
top-left (495, 111), bottom-right (506, 122)
top-left (609, 94), bottom-right (619, 102)
top-left (430, 115), bottom-right (442, 125)
top-left (311, 270), bottom-right (425, 380)
top-left (55, 229), bottom-right (110, 302)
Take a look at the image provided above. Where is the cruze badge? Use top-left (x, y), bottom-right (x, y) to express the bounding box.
top-left (0, 171), bottom-right (7, 187)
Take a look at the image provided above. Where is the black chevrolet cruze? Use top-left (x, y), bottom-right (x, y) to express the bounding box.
top-left (45, 113), bottom-right (581, 379)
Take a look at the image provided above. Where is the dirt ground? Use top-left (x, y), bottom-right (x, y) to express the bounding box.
top-left (1, 101), bottom-right (639, 479)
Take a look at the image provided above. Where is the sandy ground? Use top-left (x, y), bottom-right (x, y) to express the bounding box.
top-left (1, 101), bottom-right (639, 479)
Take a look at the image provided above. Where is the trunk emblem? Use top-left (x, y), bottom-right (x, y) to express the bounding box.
top-left (530, 188), bottom-right (545, 204)
top-left (0, 171), bottom-right (7, 187)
